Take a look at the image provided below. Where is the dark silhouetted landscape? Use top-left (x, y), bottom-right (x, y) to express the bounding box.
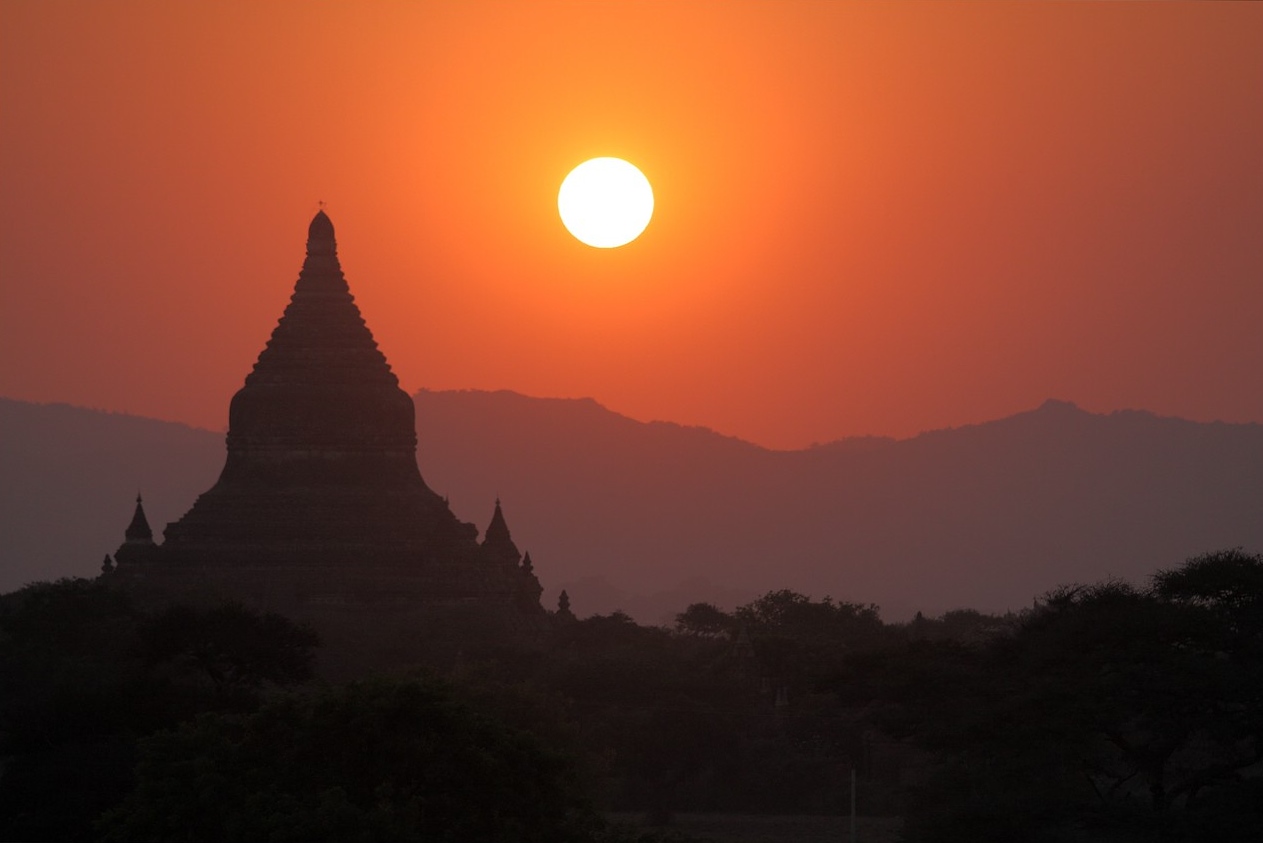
top-left (5, 5), bottom-right (1262, 838)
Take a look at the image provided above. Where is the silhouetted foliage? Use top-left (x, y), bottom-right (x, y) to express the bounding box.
top-left (0, 580), bottom-right (144, 842)
top-left (724, 590), bottom-right (893, 712)
top-left (906, 606), bottom-right (1011, 643)
top-left (139, 602), bottom-right (319, 693)
top-left (737, 589), bottom-right (880, 632)
top-left (0, 579), bottom-right (319, 842)
top-left (539, 612), bottom-right (750, 816)
top-left (97, 677), bottom-right (603, 843)
top-left (9, 552), bottom-right (1261, 839)
top-left (834, 554), bottom-right (1263, 842)
top-left (1154, 548), bottom-right (1263, 640)
top-left (535, 597), bottom-right (891, 817)
top-left (674, 602), bottom-right (735, 637)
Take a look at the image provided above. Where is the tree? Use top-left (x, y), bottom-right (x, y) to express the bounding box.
top-left (834, 563), bottom-right (1263, 842)
top-left (0, 579), bottom-right (320, 842)
top-left (1153, 548), bottom-right (1263, 643)
top-left (735, 590), bottom-right (882, 635)
top-left (0, 579), bottom-right (150, 841)
top-left (98, 677), bottom-right (604, 843)
top-left (729, 590), bottom-right (888, 697)
top-left (138, 603), bottom-right (319, 697)
top-left (674, 602), bottom-right (736, 637)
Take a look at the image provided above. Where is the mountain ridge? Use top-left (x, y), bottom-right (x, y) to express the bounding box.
top-left (4, 392), bottom-right (1261, 623)
top-left (413, 390), bottom-right (1263, 621)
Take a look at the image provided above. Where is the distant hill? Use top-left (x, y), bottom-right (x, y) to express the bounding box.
top-left (0, 399), bottom-right (223, 590)
top-left (414, 391), bottom-right (1263, 622)
top-left (3, 393), bottom-right (1261, 624)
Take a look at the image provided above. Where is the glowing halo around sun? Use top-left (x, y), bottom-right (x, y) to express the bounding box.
top-left (557, 157), bottom-right (654, 248)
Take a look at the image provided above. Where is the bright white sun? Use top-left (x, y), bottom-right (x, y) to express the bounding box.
top-left (558, 157), bottom-right (654, 248)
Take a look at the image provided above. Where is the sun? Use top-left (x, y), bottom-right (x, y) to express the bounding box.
top-left (558, 157), bottom-right (654, 248)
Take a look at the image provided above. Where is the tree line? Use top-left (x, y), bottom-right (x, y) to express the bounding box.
top-left (2, 550), bottom-right (1261, 841)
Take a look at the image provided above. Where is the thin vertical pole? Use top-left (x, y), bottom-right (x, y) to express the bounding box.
top-left (850, 766), bottom-right (857, 843)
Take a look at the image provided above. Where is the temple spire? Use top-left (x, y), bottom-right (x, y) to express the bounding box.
top-left (196, 209), bottom-right (418, 494)
top-left (112, 493), bottom-right (160, 570)
top-left (484, 498), bottom-right (511, 545)
top-left (111, 211), bottom-right (549, 640)
top-left (125, 494), bottom-right (154, 544)
top-left (481, 497), bottom-right (522, 566)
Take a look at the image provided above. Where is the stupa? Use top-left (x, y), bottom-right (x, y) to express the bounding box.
top-left (105, 211), bottom-right (546, 662)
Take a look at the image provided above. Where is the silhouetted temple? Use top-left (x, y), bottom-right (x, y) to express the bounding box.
top-left (103, 211), bottom-right (546, 665)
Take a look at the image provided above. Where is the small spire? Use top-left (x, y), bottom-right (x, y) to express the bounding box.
top-left (521, 551), bottom-right (534, 574)
top-left (481, 497), bottom-right (522, 568)
top-left (125, 494), bottom-right (154, 543)
top-left (557, 589), bottom-right (574, 620)
top-left (101, 554), bottom-right (114, 575)
top-left (483, 498), bottom-right (512, 546)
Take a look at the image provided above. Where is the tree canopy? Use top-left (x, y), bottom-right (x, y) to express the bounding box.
top-left (0, 579), bottom-right (320, 842)
top-left (6, 551), bottom-right (1263, 841)
top-left (833, 552), bottom-right (1263, 842)
top-left (97, 677), bottom-right (604, 843)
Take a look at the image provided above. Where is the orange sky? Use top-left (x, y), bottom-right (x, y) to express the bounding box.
top-left (2, 2), bottom-right (1261, 449)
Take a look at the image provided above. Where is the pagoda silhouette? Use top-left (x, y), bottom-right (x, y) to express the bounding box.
top-left (104, 211), bottom-right (546, 666)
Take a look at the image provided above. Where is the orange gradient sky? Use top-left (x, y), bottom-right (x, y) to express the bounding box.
top-left (2, 2), bottom-right (1261, 449)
